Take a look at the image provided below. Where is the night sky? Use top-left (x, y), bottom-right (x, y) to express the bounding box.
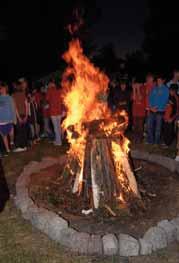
top-left (94, 0), bottom-right (148, 57)
top-left (0, 0), bottom-right (148, 80)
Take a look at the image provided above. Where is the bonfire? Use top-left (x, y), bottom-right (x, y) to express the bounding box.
top-left (60, 25), bottom-right (142, 214)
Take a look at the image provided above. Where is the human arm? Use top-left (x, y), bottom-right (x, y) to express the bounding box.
top-left (157, 87), bottom-right (169, 112)
top-left (10, 97), bottom-right (17, 124)
top-left (149, 88), bottom-right (157, 112)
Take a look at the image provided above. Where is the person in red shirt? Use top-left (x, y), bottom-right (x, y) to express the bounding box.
top-left (46, 81), bottom-right (63, 146)
top-left (132, 79), bottom-right (146, 143)
top-left (144, 73), bottom-right (155, 112)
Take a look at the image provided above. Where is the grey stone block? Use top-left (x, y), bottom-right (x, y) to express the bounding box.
top-left (171, 217), bottom-right (179, 241)
top-left (148, 155), bottom-right (176, 172)
top-left (59, 228), bottom-right (78, 247)
top-left (103, 234), bottom-right (118, 256)
top-left (88, 234), bottom-right (103, 255)
top-left (143, 226), bottom-right (167, 251)
top-left (131, 150), bottom-right (150, 161)
top-left (42, 212), bottom-right (68, 241)
top-left (16, 174), bottom-right (30, 188)
top-left (22, 203), bottom-right (39, 220)
top-left (70, 232), bottom-right (90, 254)
top-left (157, 220), bottom-right (176, 243)
top-left (37, 159), bottom-right (59, 170)
top-left (28, 207), bottom-right (68, 241)
top-left (139, 238), bottom-right (152, 255)
top-left (15, 190), bottom-right (34, 214)
top-left (23, 161), bottom-right (40, 174)
top-left (119, 234), bottom-right (139, 257)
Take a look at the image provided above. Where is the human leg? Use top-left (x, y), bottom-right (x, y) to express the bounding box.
top-left (155, 113), bottom-right (163, 144)
top-left (163, 122), bottom-right (174, 146)
top-left (147, 112), bottom-right (155, 144)
top-left (51, 115), bottom-right (62, 145)
top-left (1, 135), bottom-right (10, 152)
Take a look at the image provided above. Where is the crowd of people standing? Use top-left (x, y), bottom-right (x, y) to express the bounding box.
top-left (0, 69), bottom-right (179, 158)
top-left (109, 70), bottom-right (179, 147)
top-left (0, 78), bottom-right (65, 157)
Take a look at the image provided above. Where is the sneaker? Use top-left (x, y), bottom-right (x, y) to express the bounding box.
top-left (13, 147), bottom-right (27, 153)
top-left (54, 142), bottom-right (62, 146)
top-left (162, 144), bottom-right (169, 149)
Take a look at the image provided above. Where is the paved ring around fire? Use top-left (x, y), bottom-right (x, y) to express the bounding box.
top-left (15, 151), bottom-right (179, 257)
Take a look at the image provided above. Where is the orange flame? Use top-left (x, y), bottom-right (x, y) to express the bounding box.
top-left (61, 39), bottom-right (110, 158)
top-left (61, 36), bottom-right (134, 204)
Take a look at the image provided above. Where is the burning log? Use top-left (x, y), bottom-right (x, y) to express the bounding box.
top-left (66, 134), bottom-right (142, 213)
top-left (60, 30), bottom-right (143, 215)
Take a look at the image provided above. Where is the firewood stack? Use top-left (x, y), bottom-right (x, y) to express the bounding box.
top-left (64, 115), bottom-right (143, 213)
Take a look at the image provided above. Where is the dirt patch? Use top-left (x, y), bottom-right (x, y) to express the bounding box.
top-left (29, 159), bottom-right (179, 239)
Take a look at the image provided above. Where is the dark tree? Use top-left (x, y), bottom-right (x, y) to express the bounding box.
top-left (143, 0), bottom-right (179, 74)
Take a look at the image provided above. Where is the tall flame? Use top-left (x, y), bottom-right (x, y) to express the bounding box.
top-left (61, 39), bottom-right (110, 159)
top-left (61, 36), bottom-right (140, 207)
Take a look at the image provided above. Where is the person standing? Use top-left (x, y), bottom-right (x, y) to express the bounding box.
top-left (147, 75), bottom-right (169, 145)
top-left (144, 73), bottom-right (155, 113)
top-left (113, 80), bottom-right (131, 114)
top-left (13, 79), bottom-right (29, 152)
top-left (27, 93), bottom-right (40, 145)
top-left (0, 159), bottom-right (10, 212)
top-left (132, 80), bottom-right (146, 143)
top-left (46, 81), bottom-right (63, 146)
top-left (167, 69), bottom-right (179, 94)
top-left (0, 82), bottom-right (16, 155)
top-left (41, 92), bottom-right (52, 138)
top-left (163, 84), bottom-right (178, 147)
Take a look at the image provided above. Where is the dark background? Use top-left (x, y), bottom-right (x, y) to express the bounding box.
top-left (1, 0), bottom-right (179, 82)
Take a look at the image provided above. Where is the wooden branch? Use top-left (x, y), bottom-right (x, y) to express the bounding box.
top-left (104, 204), bottom-right (116, 217)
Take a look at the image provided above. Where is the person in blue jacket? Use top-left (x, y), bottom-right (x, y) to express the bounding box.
top-left (147, 75), bottom-right (169, 145)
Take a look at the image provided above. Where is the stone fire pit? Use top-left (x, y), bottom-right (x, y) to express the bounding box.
top-left (15, 150), bottom-right (179, 257)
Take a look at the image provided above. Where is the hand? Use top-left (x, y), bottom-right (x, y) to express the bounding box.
top-left (18, 117), bottom-right (23, 124)
top-left (150, 107), bottom-right (157, 113)
top-left (21, 117), bottom-right (28, 124)
top-left (62, 111), bottom-right (66, 117)
top-left (167, 119), bottom-right (173, 123)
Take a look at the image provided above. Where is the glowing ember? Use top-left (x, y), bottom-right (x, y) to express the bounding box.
top-left (61, 33), bottom-right (141, 212)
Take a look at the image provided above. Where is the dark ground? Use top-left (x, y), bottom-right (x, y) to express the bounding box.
top-left (0, 140), bottom-right (179, 262)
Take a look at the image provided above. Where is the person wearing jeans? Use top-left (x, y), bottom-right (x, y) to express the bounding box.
top-left (46, 81), bottom-right (63, 146)
top-left (51, 115), bottom-right (62, 145)
top-left (147, 75), bottom-right (169, 145)
top-left (147, 112), bottom-right (164, 144)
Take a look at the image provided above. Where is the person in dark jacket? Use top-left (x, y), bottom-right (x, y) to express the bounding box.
top-left (0, 159), bottom-right (9, 212)
top-left (163, 84), bottom-right (178, 146)
top-left (113, 80), bottom-right (131, 114)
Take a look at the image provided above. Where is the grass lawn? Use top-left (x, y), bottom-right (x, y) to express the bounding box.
top-left (0, 140), bottom-right (179, 263)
